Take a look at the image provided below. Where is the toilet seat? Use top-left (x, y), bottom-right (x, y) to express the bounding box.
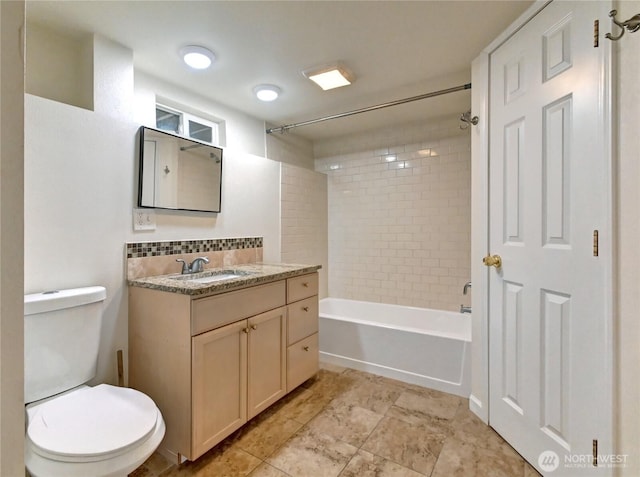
top-left (27, 384), bottom-right (159, 463)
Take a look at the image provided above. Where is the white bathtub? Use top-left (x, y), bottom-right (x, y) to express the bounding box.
top-left (319, 298), bottom-right (471, 397)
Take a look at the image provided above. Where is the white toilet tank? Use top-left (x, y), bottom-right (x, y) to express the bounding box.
top-left (24, 286), bottom-right (107, 404)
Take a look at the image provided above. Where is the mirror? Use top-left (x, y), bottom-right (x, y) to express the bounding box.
top-left (138, 126), bottom-right (223, 212)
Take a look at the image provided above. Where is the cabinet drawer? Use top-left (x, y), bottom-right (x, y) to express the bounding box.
top-left (192, 281), bottom-right (286, 336)
top-left (287, 296), bottom-right (318, 345)
top-left (287, 333), bottom-right (319, 392)
top-left (287, 273), bottom-right (318, 303)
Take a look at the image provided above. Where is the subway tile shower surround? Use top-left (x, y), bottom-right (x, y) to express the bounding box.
top-left (315, 117), bottom-right (471, 312)
top-left (126, 237), bottom-right (263, 280)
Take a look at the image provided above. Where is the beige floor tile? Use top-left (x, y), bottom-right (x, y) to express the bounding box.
top-left (319, 361), bottom-right (348, 373)
top-left (451, 406), bottom-right (522, 460)
top-left (393, 389), bottom-right (462, 420)
top-left (338, 449), bottom-right (425, 477)
top-left (301, 369), bottom-right (358, 401)
top-left (230, 409), bottom-right (304, 459)
top-left (342, 368), bottom-right (407, 390)
top-left (160, 446), bottom-right (262, 477)
top-left (273, 386), bottom-right (333, 424)
top-left (385, 404), bottom-right (453, 436)
top-left (130, 452), bottom-right (174, 476)
top-left (329, 373), bottom-right (405, 415)
top-left (266, 427), bottom-right (358, 477)
top-left (430, 437), bottom-right (524, 477)
top-left (248, 463), bottom-right (292, 477)
top-left (307, 402), bottom-right (384, 447)
top-left (145, 368), bottom-right (534, 477)
top-left (361, 416), bottom-right (447, 475)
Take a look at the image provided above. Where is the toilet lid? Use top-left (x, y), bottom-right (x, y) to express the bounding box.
top-left (27, 384), bottom-right (159, 462)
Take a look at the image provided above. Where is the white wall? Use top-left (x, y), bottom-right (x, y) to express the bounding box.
top-left (615, 1), bottom-right (640, 474)
top-left (25, 33), bottom-right (282, 387)
top-left (315, 117), bottom-right (471, 311)
top-left (266, 126), bottom-right (315, 169)
top-left (135, 72), bottom-right (266, 157)
top-left (0, 2), bottom-right (25, 474)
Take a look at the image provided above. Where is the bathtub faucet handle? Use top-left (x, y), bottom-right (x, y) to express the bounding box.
top-left (460, 304), bottom-right (472, 314)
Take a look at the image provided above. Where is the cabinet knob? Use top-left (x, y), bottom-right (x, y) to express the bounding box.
top-left (251, 324), bottom-right (258, 330)
top-left (302, 282), bottom-right (309, 288)
top-left (302, 306), bottom-right (309, 312)
top-left (242, 327), bottom-right (250, 334)
top-left (303, 346), bottom-right (310, 351)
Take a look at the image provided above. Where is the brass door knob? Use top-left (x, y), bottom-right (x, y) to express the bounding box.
top-left (483, 254), bottom-right (502, 268)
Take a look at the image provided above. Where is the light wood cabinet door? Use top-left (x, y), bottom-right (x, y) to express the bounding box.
top-left (247, 307), bottom-right (287, 419)
top-left (192, 320), bottom-right (248, 459)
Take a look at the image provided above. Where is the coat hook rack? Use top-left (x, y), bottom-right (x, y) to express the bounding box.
top-left (459, 110), bottom-right (479, 130)
top-left (605, 9), bottom-right (640, 41)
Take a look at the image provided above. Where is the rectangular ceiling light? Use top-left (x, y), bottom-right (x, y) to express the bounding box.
top-left (304, 64), bottom-right (354, 91)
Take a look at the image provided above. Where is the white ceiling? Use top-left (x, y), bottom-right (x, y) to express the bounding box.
top-left (26, 1), bottom-right (533, 141)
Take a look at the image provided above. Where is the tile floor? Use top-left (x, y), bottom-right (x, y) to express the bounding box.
top-left (130, 364), bottom-right (541, 477)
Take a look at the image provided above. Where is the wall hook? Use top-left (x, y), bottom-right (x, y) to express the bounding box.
top-left (605, 9), bottom-right (640, 41)
top-left (459, 110), bottom-right (479, 130)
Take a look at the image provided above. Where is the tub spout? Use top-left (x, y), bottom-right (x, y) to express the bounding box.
top-left (460, 305), bottom-right (472, 314)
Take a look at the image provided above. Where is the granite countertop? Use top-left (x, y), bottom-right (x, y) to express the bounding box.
top-left (128, 262), bottom-right (321, 297)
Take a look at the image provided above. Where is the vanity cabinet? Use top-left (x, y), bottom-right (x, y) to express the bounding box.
top-left (129, 272), bottom-right (318, 462)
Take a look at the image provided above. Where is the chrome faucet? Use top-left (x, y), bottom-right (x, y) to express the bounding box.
top-left (176, 257), bottom-right (210, 274)
top-left (460, 281), bottom-right (472, 314)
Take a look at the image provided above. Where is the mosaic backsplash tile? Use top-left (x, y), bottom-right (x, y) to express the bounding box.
top-left (126, 237), bottom-right (263, 259)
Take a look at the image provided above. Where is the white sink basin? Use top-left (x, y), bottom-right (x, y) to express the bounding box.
top-left (186, 273), bottom-right (242, 284)
top-left (170, 270), bottom-right (250, 284)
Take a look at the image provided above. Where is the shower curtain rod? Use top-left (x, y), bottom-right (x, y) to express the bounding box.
top-left (266, 82), bottom-right (471, 134)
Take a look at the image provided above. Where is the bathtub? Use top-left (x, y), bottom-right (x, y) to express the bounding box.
top-left (319, 298), bottom-right (471, 397)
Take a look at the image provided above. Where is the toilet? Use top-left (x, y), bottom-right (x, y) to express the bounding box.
top-left (24, 286), bottom-right (165, 477)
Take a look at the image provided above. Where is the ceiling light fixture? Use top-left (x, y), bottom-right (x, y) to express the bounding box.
top-left (180, 45), bottom-right (215, 70)
top-left (253, 84), bottom-right (281, 102)
top-left (303, 63), bottom-right (354, 91)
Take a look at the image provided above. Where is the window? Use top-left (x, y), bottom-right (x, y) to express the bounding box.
top-left (155, 104), bottom-right (220, 145)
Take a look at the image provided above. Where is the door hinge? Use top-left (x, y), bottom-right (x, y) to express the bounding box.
top-left (593, 230), bottom-right (599, 257)
top-left (593, 439), bottom-right (598, 467)
top-left (594, 19), bottom-right (600, 47)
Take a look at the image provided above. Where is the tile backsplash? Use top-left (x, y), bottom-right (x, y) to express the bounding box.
top-left (126, 237), bottom-right (263, 280)
top-left (315, 116), bottom-right (471, 311)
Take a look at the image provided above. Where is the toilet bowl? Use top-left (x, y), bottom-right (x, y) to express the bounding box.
top-left (24, 287), bottom-right (165, 477)
top-left (25, 384), bottom-right (165, 477)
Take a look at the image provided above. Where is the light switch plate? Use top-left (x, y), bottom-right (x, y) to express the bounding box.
top-left (133, 208), bottom-right (156, 231)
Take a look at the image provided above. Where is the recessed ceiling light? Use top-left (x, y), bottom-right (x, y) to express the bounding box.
top-left (303, 63), bottom-right (354, 91)
top-left (180, 45), bottom-right (215, 70)
top-left (253, 84), bottom-right (281, 102)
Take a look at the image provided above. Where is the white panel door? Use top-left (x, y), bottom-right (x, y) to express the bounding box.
top-left (488, 1), bottom-right (611, 475)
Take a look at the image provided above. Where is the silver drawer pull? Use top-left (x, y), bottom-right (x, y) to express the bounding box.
top-left (302, 306), bottom-right (309, 312)
top-left (303, 346), bottom-right (310, 351)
